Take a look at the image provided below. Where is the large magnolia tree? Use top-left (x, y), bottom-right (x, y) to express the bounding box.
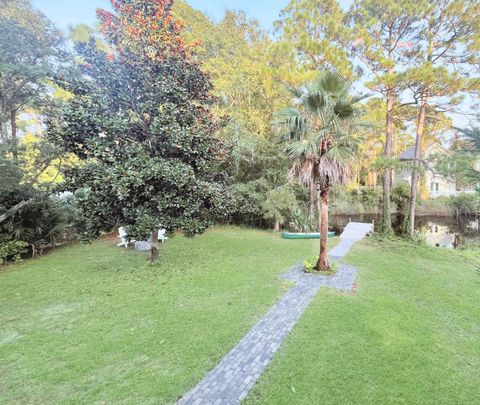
top-left (277, 72), bottom-right (367, 270)
top-left (48, 0), bottom-right (230, 260)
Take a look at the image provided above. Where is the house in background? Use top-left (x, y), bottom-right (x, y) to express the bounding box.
top-left (395, 143), bottom-right (479, 198)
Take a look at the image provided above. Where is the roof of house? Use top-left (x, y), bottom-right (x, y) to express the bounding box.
top-left (397, 143), bottom-right (449, 161)
top-left (398, 147), bottom-right (415, 160)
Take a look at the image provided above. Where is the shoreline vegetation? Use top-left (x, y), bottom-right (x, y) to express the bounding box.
top-left (330, 187), bottom-right (479, 217)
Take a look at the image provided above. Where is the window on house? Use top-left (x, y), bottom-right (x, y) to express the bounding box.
top-left (430, 182), bottom-right (439, 192)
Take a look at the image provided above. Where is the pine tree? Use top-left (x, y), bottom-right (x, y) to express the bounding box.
top-left (405, 0), bottom-right (480, 237)
top-left (348, 0), bottom-right (426, 234)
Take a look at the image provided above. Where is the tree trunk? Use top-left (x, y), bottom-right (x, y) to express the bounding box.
top-left (382, 88), bottom-right (394, 235)
top-left (409, 90), bottom-right (428, 238)
top-left (0, 200), bottom-right (30, 224)
top-left (273, 220), bottom-right (280, 232)
top-left (10, 108), bottom-right (18, 162)
top-left (0, 102), bottom-right (8, 144)
top-left (315, 182), bottom-right (321, 230)
top-left (316, 187), bottom-right (330, 271)
top-left (308, 178), bottom-right (316, 220)
top-left (149, 230), bottom-right (159, 262)
top-left (367, 171), bottom-right (377, 189)
top-left (0, 117), bottom-right (8, 145)
top-left (0, 121), bottom-right (8, 144)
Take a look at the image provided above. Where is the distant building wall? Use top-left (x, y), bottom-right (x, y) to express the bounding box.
top-left (395, 143), bottom-right (479, 198)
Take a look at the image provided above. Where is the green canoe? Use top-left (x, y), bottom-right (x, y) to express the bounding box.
top-left (281, 231), bottom-right (336, 239)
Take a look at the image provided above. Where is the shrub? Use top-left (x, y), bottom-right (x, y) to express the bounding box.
top-left (289, 208), bottom-right (317, 232)
top-left (230, 181), bottom-right (268, 227)
top-left (0, 187), bottom-right (74, 256)
top-left (356, 187), bottom-right (382, 210)
top-left (449, 193), bottom-right (480, 217)
top-left (0, 237), bottom-right (28, 265)
top-left (330, 185), bottom-right (363, 214)
top-left (330, 185), bottom-right (381, 214)
top-left (262, 186), bottom-right (299, 231)
top-left (392, 181), bottom-right (411, 212)
top-left (391, 181), bottom-right (411, 233)
top-left (303, 256), bottom-right (318, 273)
top-left (416, 196), bottom-right (451, 216)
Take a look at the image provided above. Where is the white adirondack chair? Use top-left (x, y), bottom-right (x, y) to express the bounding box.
top-left (158, 228), bottom-right (168, 243)
top-left (117, 226), bottom-right (135, 248)
top-left (118, 226), bottom-right (167, 249)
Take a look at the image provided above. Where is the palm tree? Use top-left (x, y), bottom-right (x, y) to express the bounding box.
top-left (277, 71), bottom-right (368, 271)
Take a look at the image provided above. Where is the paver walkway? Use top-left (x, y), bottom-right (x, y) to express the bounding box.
top-left (178, 222), bottom-right (373, 405)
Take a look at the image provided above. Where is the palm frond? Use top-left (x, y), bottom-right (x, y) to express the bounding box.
top-left (348, 93), bottom-right (372, 104)
top-left (333, 100), bottom-right (355, 118)
top-left (286, 139), bottom-right (318, 160)
top-left (285, 84), bottom-right (304, 100)
top-left (326, 144), bottom-right (356, 164)
top-left (305, 91), bottom-right (328, 113)
top-left (316, 71), bottom-right (349, 99)
top-left (277, 69), bottom-right (371, 190)
top-left (356, 120), bottom-right (376, 129)
top-left (274, 107), bottom-right (307, 140)
top-left (312, 127), bottom-right (331, 144)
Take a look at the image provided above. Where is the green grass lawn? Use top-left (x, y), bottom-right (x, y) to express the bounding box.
top-left (2, 228), bottom-right (479, 404)
top-left (0, 226), bottom-right (321, 404)
top-left (247, 240), bottom-right (480, 404)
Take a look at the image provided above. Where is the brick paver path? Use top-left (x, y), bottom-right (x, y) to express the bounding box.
top-left (178, 223), bottom-right (373, 405)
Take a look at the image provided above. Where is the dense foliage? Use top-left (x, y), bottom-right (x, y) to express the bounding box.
top-left (48, 0), bottom-right (231, 246)
top-left (0, 147), bottom-right (72, 261)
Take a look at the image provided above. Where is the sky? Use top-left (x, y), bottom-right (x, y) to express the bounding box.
top-left (31, 0), bottom-right (353, 32)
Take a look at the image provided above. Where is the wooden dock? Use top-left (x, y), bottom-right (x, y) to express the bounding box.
top-left (329, 222), bottom-right (374, 258)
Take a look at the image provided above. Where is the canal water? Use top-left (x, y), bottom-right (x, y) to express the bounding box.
top-left (330, 214), bottom-right (480, 248)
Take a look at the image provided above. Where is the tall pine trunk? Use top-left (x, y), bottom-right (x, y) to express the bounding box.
top-left (382, 88), bottom-right (394, 235)
top-left (316, 187), bottom-right (329, 271)
top-left (408, 89), bottom-right (428, 238)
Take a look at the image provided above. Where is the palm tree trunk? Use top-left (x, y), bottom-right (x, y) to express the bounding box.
top-left (382, 87), bottom-right (394, 235)
top-left (408, 89), bottom-right (428, 238)
top-left (308, 179), bottom-right (316, 219)
top-left (316, 187), bottom-right (330, 271)
top-left (315, 181), bottom-right (321, 229)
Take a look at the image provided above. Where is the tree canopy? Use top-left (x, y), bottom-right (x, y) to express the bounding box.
top-left (48, 0), bottom-right (231, 248)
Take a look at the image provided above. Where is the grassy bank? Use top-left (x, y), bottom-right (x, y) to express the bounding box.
top-left (0, 227), bottom-right (324, 404)
top-left (247, 240), bottom-right (480, 404)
